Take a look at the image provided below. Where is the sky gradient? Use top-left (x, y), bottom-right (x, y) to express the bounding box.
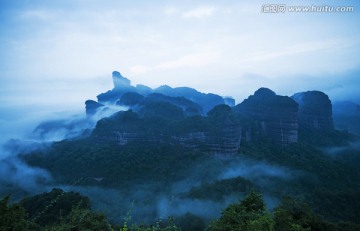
top-left (1, 0), bottom-right (360, 120)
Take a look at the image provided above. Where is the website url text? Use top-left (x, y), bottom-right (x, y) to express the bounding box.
top-left (261, 4), bottom-right (355, 13)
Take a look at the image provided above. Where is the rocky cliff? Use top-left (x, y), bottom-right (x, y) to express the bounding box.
top-left (171, 115), bottom-right (242, 155)
top-left (235, 88), bottom-right (298, 145)
top-left (291, 91), bottom-right (334, 131)
top-left (91, 107), bottom-right (242, 155)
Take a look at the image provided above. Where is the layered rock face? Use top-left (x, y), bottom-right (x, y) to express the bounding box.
top-left (291, 91), bottom-right (334, 131)
top-left (235, 88), bottom-right (298, 145)
top-left (207, 116), bottom-right (242, 155)
top-left (92, 104), bottom-right (242, 154)
top-left (172, 116), bottom-right (242, 155)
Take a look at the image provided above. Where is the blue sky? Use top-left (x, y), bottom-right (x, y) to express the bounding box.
top-left (1, 0), bottom-right (360, 117)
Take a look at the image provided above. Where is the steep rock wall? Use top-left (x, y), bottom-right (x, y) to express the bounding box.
top-left (235, 88), bottom-right (298, 145)
top-left (291, 91), bottom-right (334, 131)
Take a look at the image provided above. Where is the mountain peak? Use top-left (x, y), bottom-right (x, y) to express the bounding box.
top-left (112, 70), bottom-right (131, 89)
top-left (291, 91), bottom-right (334, 130)
top-left (254, 87), bottom-right (276, 98)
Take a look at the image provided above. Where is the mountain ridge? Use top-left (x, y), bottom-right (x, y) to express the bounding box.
top-left (85, 71), bottom-right (336, 148)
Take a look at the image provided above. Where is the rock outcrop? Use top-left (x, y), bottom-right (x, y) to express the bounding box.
top-left (97, 71), bottom-right (136, 103)
top-left (85, 100), bottom-right (105, 115)
top-left (235, 88), bottom-right (298, 145)
top-left (112, 71), bottom-right (131, 88)
top-left (291, 91), bottom-right (334, 131)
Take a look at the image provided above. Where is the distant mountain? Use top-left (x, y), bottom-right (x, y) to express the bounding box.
top-left (153, 85), bottom-right (226, 113)
top-left (134, 93), bottom-right (203, 116)
top-left (292, 91), bottom-right (334, 131)
top-left (88, 81), bottom-right (344, 151)
top-left (333, 100), bottom-right (360, 115)
top-left (89, 71), bottom-right (232, 115)
top-left (332, 100), bottom-right (360, 135)
top-left (83, 71), bottom-right (344, 148)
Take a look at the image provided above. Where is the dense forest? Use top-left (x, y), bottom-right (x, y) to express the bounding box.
top-left (2, 189), bottom-right (360, 230)
top-left (2, 109), bottom-right (360, 230)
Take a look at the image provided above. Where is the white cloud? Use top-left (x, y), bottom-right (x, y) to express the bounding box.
top-left (164, 7), bottom-right (178, 16)
top-left (20, 10), bottom-right (55, 20)
top-left (182, 6), bottom-right (216, 18)
top-left (129, 65), bottom-right (152, 75)
top-left (129, 51), bottom-right (218, 75)
top-left (156, 51), bottom-right (218, 69)
top-left (239, 39), bottom-right (352, 63)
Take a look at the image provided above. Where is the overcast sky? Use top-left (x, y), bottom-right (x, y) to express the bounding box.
top-left (1, 0), bottom-right (360, 118)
